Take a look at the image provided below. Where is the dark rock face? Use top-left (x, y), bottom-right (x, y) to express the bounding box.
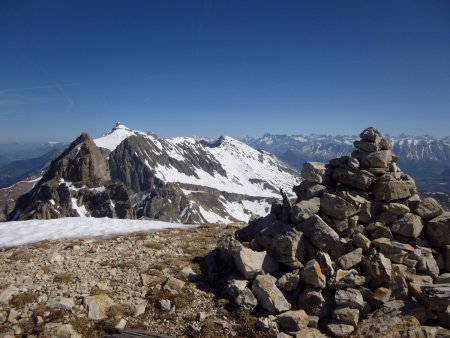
top-left (41, 133), bottom-right (110, 188)
top-left (205, 127), bottom-right (450, 337)
top-left (8, 133), bottom-right (133, 221)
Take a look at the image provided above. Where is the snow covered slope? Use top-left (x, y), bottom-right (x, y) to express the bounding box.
top-left (0, 218), bottom-right (190, 248)
top-left (94, 122), bottom-right (148, 152)
top-left (103, 124), bottom-right (300, 223)
top-left (96, 124), bottom-right (299, 198)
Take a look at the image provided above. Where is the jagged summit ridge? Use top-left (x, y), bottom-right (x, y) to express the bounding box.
top-left (9, 124), bottom-right (300, 224)
top-left (207, 126), bottom-right (450, 337)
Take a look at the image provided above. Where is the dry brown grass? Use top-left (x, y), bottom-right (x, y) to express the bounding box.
top-left (107, 304), bottom-right (135, 319)
top-left (113, 259), bottom-right (138, 270)
top-left (35, 305), bottom-right (66, 323)
top-left (11, 248), bottom-right (32, 260)
top-left (133, 232), bottom-right (150, 241)
top-left (10, 292), bottom-right (38, 309)
top-left (143, 241), bottom-right (165, 250)
top-left (70, 317), bottom-right (93, 337)
top-left (53, 272), bottom-right (74, 284)
top-left (30, 240), bottom-right (51, 250)
top-left (63, 240), bottom-right (83, 250)
top-left (89, 287), bottom-right (113, 296)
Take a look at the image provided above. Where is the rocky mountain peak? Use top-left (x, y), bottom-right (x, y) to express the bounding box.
top-left (41, 132), bottom-right (110, 188)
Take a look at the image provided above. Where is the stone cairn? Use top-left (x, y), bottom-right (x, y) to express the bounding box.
top-left (206, 127), bottom-right (450, 337)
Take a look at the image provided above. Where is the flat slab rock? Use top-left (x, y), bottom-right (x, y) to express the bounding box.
top-left (251, 274), bottom-right (291, 313)
top-left (353, 314), bottom-right (423, 338)
top-left (320, 193), bottom-right (360, 220)
top-left (373, 179), bottom-right (416, 201)
top-left (426, 212), bottom-right (450, 247)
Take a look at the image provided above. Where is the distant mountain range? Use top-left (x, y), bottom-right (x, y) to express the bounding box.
top-left (0, 143), bottom-right (67, 188)
top-left (7, 123), bottom-right (300, 224)
top-left (241, 133), bottom-right (450, 192)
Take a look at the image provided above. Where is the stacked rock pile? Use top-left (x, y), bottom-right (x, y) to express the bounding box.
top-left (207, 127), bottom-right (450, 337)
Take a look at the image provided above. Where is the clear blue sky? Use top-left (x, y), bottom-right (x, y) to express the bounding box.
top-left (0, 0), bottom-right (449, 142)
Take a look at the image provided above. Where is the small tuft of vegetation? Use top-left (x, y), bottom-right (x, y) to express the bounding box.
top-left (53, 272), bottom-right (74, 284)
top-left (107, 304), bottom-right (135, 319)
top-left (30, 241), bottom-right (51, 250)
top-left (11, 248), bottom-right (32, 260)
top-left (143, 241), bottom-right (165, 250)
top-left (10, 292), bottom-right (38, 309)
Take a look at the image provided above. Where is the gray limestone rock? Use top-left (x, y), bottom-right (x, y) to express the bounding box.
top-left (414, 197), bottom-right (444, 221)
top-left (435, 273), bottom-right (450, 284)
top-left (222, 236), bottom-right (278, 280)
top-left (391, 213), bottom-right (424, 238)
top-left (301, 259), bottom-right (326, 289)
top-left (409, 283), bottom-right (450, 312)
top-left (315, 252), bottom-right (335, 276)
top-left (335, 288), bottom-right (364, 310)
top-left (298, 288), bottom-right (333, 318)
top-left (320, 193), bottom-right (360, 220)
top-left (301, 162), bottom-right (327, 184)
top-left (328, 269), bottom-right (368, 289)
top-left (296, 215), bottom-right (340, 253)
top-left (332, 168), bottom-right (373, 191)
top-left (362, 252), bottom-right (392, 288)
top-left (84, 294), bottom-right (114, 320)
top-left (251, 274), bottom-right (292, 313)
top-left (383, 202), bottom-right (410, 215)
top-left (275, 310), bottom-right (314, 331)
top-left (255, 222), bottom-right (306, 269)
top-left (332, 306), bottom-right (359, 326)
top-left (354, 140), bottom-right (381, 152)
top-left (373, 178), bottom-right (417, 201)
top-left (326, 320), bottom-right (355, 337)
top-left (338, 248), bottom-right (362, 270)
top-left (353, 314), bottom-right (422, 338)
top-left (0, 286), bottom-right (19, 305)
top-left (425, 212), bottom-right (450, 247)
top-left (276, 270), bottom-right (301, 292)
top-left (47, 297), bottom-right (75, 310)
top-left (352, 233), bottom-right (371, 252)
top-left (235, 287), bottom-right (258, 312)
top-left (417, 252), bottom-right (440, 278)
top-left (360, 127), bottom-right (382, 143)
top-left (291, 198), bottom-right (320, 225)
top-left (372, 300), bottom-right (428, 324)
top-left (360, 150), bottom-right (392, 168)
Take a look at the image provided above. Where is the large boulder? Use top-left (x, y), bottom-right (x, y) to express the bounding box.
top-left (391, 213), bottom-right (424, 238)
top-left (221, 236), bottom-right (278, 280)
top-left (373, 178), bottom-right (417, 201)
top-left (414, 197), bottom-right (444, 221)
top-left (255, 222), bottom-right (306, 268)
top-left (84, 294), bottom-right (114, 320)
top-left (291, 198), bottom-right (321, 224)
top-left (296, 215), bottom-right (340, 253)
top-left (425, 212), bottom-right (450, 247)
top-left (331, 168), bottom-right (373, 191)
top-left (251, 274), bottom-right (292, 313)
top-left (301, 162), bottom-right (327, 184)
top-left (320, 193), bottom-right (359, 220)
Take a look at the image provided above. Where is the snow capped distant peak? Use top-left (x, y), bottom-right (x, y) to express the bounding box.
top-left (114, 122), bottom-right (130, 130)
top-left (94, 123), bottom-right (147, 151)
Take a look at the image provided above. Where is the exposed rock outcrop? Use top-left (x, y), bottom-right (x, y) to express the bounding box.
top-left (205, 127), bottom-right (450, 337)
top-left (8, 133), bottom-right (134, 220)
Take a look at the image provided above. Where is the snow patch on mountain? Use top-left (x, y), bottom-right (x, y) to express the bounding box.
top-left (0, 218), bottom-right (191, 248)
top-left (94, 122), bottom-right (147, 151)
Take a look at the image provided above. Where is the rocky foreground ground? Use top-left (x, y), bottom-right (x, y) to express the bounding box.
top-left (0, 224), bottom-right (269, 338)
